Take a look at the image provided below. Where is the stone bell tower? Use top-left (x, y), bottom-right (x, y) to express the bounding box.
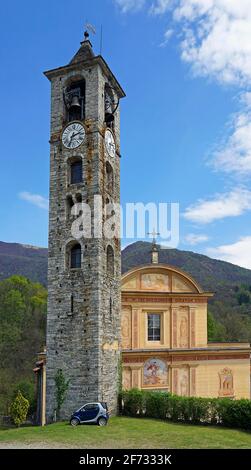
top-left (44, 31), bottom-right (125, 421)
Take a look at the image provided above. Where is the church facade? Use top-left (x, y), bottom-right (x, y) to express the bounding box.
top-left (121, 252), bottom-right (250, 399)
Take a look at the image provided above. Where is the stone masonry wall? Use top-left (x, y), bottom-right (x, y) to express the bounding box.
top-left (46, 52), bottom-right (122, 421)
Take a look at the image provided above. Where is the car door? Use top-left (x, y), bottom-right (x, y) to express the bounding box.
top-left (80, 404), bottom-right (100, 423)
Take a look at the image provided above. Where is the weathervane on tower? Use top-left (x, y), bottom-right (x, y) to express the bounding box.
top-left (84, 22), bottom-right (96, 40)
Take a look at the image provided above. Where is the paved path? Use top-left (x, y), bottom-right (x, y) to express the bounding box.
top-left (0, 442), bottom-right (75, 449)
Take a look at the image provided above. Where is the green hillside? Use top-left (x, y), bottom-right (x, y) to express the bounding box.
top-left (0, 242), bottom-right (47, 286)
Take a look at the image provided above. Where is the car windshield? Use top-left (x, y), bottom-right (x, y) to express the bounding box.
top-left (81, 404), bottom-right (99, 411)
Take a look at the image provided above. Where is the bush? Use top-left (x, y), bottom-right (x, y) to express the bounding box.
top-left (55, 369), bottom-right (70, 419)
top-left (145, 391), bottom-right (170, 419)
top-left (121, 389), bottom-right (251, 431)
top-left (12, 380), bottom-right (36, 415)
top-left (10, 391), bottom-right (29, 427)
top-left (121, 389), bottom-right (145, 417)
top-left (216, 399), bottom-right (251, 430)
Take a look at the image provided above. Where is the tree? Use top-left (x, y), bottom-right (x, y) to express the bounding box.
top-left (0, 276), bottom-right (47, 415)
top-left (207, 312), bottom-right (226, 342)
top-left (10, 391), bottom-right (29, 427)
top-left (12, 380), bottom-right (36, 414)
top-left (55, 369), bottom-right (70, 419)
top-left (237, 292), bottom-right (250, 306)
top-left (208, 312), bottom-right (217, 341)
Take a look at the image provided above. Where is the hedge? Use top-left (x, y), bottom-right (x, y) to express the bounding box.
top-left (120, 389), bottom-right (251, 431)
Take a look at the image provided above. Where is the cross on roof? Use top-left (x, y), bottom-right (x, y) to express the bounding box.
top-left (147, 228), bottom-right (160, 244)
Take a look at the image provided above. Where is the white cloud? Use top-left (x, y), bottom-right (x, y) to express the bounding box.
top-left (159, 29), bottom-right (174, 47)
top-left (208, 236), bottom-right (251, 269)
top-left (239, 91), bottom-right (251, 109)
top-left (115, 1), bottom-right (251, 87)
top-left (114, 1), bottom-right (251, 175)
top-left (19, 192), bottom-right (49, 210)
top-left (150, 0), bottom-right (171, 15)
top-left (173, 0), bottom-right (251, 87)
top-left (211, 111), bottom-right (251, 175)
top-left (113, 0), bottom-right (145, 13)
top-left (184, 233), bottom-right (209, 245)
top-left (183, 188), bottom-right (251, 224)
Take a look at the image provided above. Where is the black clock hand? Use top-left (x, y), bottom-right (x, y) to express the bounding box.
top-left (69, 132), bottom-right (77, 142)
top-left (70, 131), bottom-right (82, 140)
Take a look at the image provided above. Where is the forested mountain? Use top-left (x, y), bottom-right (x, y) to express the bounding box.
top-left (0, 242), bottom-right (47, 286)
top-left (1, 240), bottom-right (251, 413)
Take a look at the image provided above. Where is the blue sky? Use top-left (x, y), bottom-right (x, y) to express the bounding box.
top-left (1, 0), bottom-right (251, 268)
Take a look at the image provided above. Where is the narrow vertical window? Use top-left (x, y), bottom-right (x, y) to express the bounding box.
top-left (105, 161), bottom-right (114, 194)
top-left (109, 297), bottom-right (113, 320)
top-left (107, 245), bottom-right (114, 276)
top-left (71, 294), bottom-right (74, 314)
top-left (148, 314), bottom-right (161, 341)
top-left (66, 195), bottom-right (74, 220)
top-left (71, 160), bottom-right (82, 184)
top-left (71, 244), bottom-right (81, 269)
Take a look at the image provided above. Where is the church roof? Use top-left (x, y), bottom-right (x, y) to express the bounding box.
top-left (44, 38), bottom-right (126, 99)
top-left (69, 39), bottom-right (95, 64)
top-left (121, 263), bottom-right (214, 296)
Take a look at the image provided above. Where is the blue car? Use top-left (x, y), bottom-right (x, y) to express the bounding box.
top-left (70, 402), bottom-right (109, 426)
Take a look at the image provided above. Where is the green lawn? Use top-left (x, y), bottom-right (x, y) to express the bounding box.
top-left (0, 417), bottom-right (251, 449)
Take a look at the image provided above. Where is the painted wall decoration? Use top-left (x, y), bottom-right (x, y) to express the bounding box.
top-left (218, 368), bottom-right (234, 397)
top-left (179, 368), bottom-right (189, 396)
top-left (121, 310), bottom-right (131, 349)
top-left (141, 273), bottom-right (170, 291)
top-left (123, 276), bottom-right (137, 290)
top-left (178, 308), bottom-right (189, 348)
top-left (123, 368), bottom-right (131, 390)
top-left (172, 275), bottom-right (195, 293)
top-left (143, 358), bottom-right (168, 386)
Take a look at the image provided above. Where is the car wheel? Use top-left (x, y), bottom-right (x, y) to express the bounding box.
top-left (98, 417), bottom-right (107, 427)
top-left (70, 418), bottom-right (80, 426)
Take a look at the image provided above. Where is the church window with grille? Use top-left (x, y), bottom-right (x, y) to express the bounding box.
top-left (148, 314), bottom-right (161, 341)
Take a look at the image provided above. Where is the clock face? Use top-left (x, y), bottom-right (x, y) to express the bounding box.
top-left (62, 122), bottom-right (85, 149)
top-left (105, 129), bottom-right (116, 158)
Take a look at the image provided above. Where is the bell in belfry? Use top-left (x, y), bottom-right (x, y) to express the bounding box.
top-left (70, 94), bottom-right (81, 110)
top-left (105, 111), bottom-right (114, 124)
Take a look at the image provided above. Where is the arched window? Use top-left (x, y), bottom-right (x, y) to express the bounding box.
top-left (71, 159), bottom-right (82, 184)
top-left (107, 245), bottom-right (114, 276)
top-left (104, 84), bottom-right (115, 129)
top-left (64, 79), bottom-right (85, 123)
top-left (71, 244), bottom-right (81, 269)
top-left (106, 161), bottom-right (114, 194)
